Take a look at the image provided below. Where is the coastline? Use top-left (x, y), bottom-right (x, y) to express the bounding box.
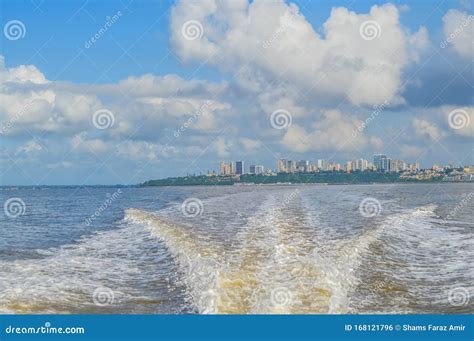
top-left (140, 173), bottom-right (449, 187)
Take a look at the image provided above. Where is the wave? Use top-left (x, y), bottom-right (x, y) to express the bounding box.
top-left (0, 216), bottom-right (178, 314)
top-left (125, 208), bottom-right (224, 314)
top-left (351, 203), bottom-right (474, 313)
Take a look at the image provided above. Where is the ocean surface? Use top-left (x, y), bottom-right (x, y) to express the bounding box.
top-left (0, 183), bottom-right (473, 314)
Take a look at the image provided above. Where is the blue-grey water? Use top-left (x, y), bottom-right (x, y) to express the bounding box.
top-left (0, 183), bottom-right (473, 314)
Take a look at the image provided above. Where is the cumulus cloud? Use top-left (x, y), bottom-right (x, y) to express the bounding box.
top-left (281, 109), bottom-right (373, 152)
top-left (213, 136), bottom-right (233, 157)
top-left (442, 9), bottom-right (473, 59)
top-left (116, 140), bottom-right (179, 161)
top-left (170, 0), bottom-right (428, 106)
top-left (0, 55), bottom-right (231, 139)
top-left (0, 59), bottom-right (104, 135)
top-left (412, 118), bottom-right (443, 141)
top-left (71, 133), bottom-right (109, 154)
top-left (16, 140), bottom-right (43, 155)
top-left (240, 137), bottom-right (262, 152)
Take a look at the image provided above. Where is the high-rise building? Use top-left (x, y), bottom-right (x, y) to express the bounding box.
top-left (326, 161), bottom-right (337, 171)
top-left (389, 159), bottom-right (397, 172)
top-left (345, 161), bottom-right (352, 172)
top-left (249, 165), bottom-right (264, 174)
top-left (353, 159), bottom-right (369, 171)
top-left (411, 161), bottom-right (420, 171)
top-left (316, 159), bottom-right (325, 170)
top-left (288, 160), bottom-right (297, 173)
top-left (219, 161), bottom-right (233, 175)
top-left (390, 159), bottom-right (406, 172)
top-left (235, 161), bottom-right (244, 175)
top-left (297, 160), bottom-right (309, 172)
top-left (219, 162), bottom-right (226, 175)
top-left (373, 154), bottom-right (388, 172)
top-left (277, 159), bottom-right (288, 173)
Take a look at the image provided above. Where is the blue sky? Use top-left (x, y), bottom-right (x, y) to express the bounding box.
top-left (1, 0), bottom-right (473, 185)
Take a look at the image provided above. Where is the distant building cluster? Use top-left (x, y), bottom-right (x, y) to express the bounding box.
top-left (219, 161), bottom-right (265, 175)
top-left (372, 154), bottom-right (420, 173)
top-left (276, 155), bottom-right (420, 174)
top-left (441, 166), bottom-right (474, 182)
top-left (277, 159), bottom-right (340, 173)
top-left (216, 155), bottom-right (473, 182)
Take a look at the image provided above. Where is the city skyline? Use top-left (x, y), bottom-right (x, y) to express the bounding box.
top-left (215, 153), bottom-right (469, 177)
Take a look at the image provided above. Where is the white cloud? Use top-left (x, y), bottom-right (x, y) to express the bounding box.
top-left (370, 136), bottom-right (384, 150)
top-left (281, 109), bottom-right (371, 152)
top-left (213, 136), bottom-right (233, 157)
top-left (71, 133), bottom-right (109, 154)
top-left (442, 9), bottom-right (473, 59)
top-left (15, 140), bottom-right (43, 155)
top-left (0, 55), bottom-right (232, 140)
top-left (0, 55), bottom-right (47, 84)
top-left (412, 118), bottom-right (443, 141)
top-left (0, 60), bottom-right (103, 135)
top-left (170, 1), bottom-right (428, 106)
top-left (240, 137), bottom-right (262, 152)
top-left (116, 140), bottom-right (178, 161)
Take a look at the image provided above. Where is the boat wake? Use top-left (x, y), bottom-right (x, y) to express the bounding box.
top-left (2, 187), bottom-right (471, 315)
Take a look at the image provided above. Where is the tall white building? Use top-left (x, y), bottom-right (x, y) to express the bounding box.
top-left (316, 159), bottom-right (325, 170)
top-left (277, 159), bottom-right (288, 173)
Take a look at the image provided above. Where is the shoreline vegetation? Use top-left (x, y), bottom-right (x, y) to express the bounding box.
top-left (141, 172), bottom-right (445, 187)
